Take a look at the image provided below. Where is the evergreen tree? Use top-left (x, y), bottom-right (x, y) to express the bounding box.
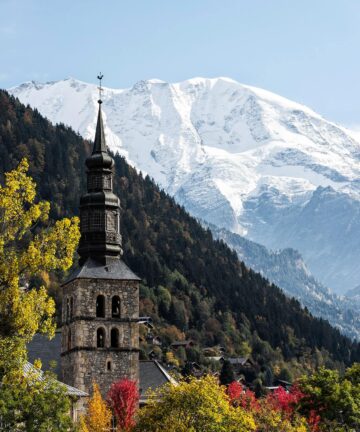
top-left (0, 89), bottom-right (359, 376)
top-left (220, 360), bottom-right (235, 385)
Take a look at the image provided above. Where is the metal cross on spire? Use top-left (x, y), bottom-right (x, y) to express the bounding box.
top-left (97, 73), bottom-right (104, 103)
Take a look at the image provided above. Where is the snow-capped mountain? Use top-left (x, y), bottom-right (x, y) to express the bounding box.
top-left (208, 223), bottom-right (360, 340)
top-left (9, 77), bottom-right (360, 295)
top-left (346, 285), bottom-right (360, 303)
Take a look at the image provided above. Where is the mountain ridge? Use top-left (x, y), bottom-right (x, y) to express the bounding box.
top-left (207, 223), bottom-right (360, 340)
top-left (9, 77), bottom-right (360, 295)
top-left (2, 89), bottom-right (359, 375)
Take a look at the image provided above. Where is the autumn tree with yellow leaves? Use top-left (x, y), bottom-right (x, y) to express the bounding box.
top-left (0, 158), bottom-right (80, 372)
top-left (80, 383), bottom-right (112, 432)
top-left (135, 375), bottom-right (256, 432)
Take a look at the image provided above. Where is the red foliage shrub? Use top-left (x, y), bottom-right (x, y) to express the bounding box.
top-left (239, 388), bottom-right (259, 411)
top-left (229, 380), bottom-right (321, 431)
top-left (227, 381), bottom-right (259, 410)
top-left (227, 381), bottom-right (242, 403)
top-left (266, 384), bottom-right (304, 415)
top-left (308, 409), bottom-right (321, 432)
top-left (107, 379), bottom-right (139, 432)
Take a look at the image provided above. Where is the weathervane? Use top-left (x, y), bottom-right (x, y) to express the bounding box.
top-left (97, 73), bottom-right (104, 103)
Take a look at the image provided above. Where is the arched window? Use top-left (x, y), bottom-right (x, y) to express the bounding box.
top-left (70, 297), bottom-right (74, 319)
top-left (66, 298), bottom-right (70, 322)
top-left (67, 329), bottom-right (72, 351)
top-left (97, 328), bottom-right (105, 348)
top-left (111, 328), bottom-right (119, 348)
top-left (112, 296), bottom-right (121, 318)
top-left (96, 295), bottom-right (105, 318)
top-left (107, 360), bottom-right (112, 371)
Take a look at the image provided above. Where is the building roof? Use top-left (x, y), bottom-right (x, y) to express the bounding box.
top-left (28, 332), bottom-right (62, 376)
top-left (78, 96), bottom-right (123, 263)
top-left (171, 340), bottom-right (194, 347)
top-left (206, 356), bottom-right (224, 362)
top-left (274, 379), bottom-right (292, 387)
top-left (27, 334), bottom-right (174, 401)
top-left (23, 361), bottom-right (88, 397)
top-left (64, 257), bottom-right (140, 284)
top-left (139, 360), bottom-right (177, 403)
top-left (92, 101), bottom-right (107, 154)
top-left (227, 357), bottom-right (252, 366)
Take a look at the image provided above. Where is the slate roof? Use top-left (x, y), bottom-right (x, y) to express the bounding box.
top-left (170, 339), bottom-right (194, 347)
top-left (64, 257), bottom-right (141, 285)
top-left (23, 361), bottom-right (88, 397)
top-left (228, 357), bottom-right (252, 366)
top-left (139, 360), bottom-right (177, 403)
top-left (27, 334), bottom-right (175, 402)
top-left (28, 332), bottom-right (62, 376)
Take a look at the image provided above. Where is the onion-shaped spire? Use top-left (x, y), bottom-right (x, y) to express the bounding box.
top-left (78, 74), bottom-right (122, 265)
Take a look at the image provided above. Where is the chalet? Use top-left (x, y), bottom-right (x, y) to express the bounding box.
top-left (206, 356), bottom-right (225, 363)
top-left (203, 345), bottom-right (226, 357)
top-left (186, 362), bottom-right (203, 377)
top-left (227, 357), bottom-right (254, 370)
top-left (273, 379), bottom-right (292, 391)
top-left (171, 340), bottom-right (195, 350)
top-left (146, 335), bottom-right (162, 346)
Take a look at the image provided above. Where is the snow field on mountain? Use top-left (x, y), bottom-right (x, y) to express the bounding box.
top-left (10, 76), bottom-right (360, 294)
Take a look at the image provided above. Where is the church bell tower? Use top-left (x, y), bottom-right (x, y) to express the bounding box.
top-left (61, 75), bottom-right (140, 396)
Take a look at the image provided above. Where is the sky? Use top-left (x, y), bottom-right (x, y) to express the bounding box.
top-left (1, 0), bottom-right (359, 127)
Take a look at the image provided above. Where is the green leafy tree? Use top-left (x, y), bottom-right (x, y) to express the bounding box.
top-left (298, 365), bottom-right (360, 431)
top-left (1, 90), bottom-right (360, 388)
top-left (0, 160), bottom-right (79, 428)
top-left (0, 159), bottom-right (80, 372)
top-left (157, 285), bottom-right (171, 316)
top-left (345, 362), bottom-right (360, 385)
top-left (135, 375), bottom-right (255, 432)
top-left (0, 361), bottom-right (75, 432)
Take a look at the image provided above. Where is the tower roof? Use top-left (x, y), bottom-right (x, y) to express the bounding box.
top-left (93, 102), bottom-right (107, 154)
top-left (78, 75), bottom-right (123, 265)
top-left (64, 257), bottom-right (140, 284)
top-left (86, 101), bottom-right (114, 170)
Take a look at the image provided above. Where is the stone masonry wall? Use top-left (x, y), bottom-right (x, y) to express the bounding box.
top-left (61, 277), bottom-right (139, 396)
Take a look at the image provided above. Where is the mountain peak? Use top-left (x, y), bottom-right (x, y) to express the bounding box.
top-left (9, 76), bottom-right (360, 294)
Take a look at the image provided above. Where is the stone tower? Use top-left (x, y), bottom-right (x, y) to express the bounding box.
top-left (61, 88), bottom-right (140, 396)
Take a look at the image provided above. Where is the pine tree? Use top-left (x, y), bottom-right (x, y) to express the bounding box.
top-left (220, 360), bottom-right (235, 385)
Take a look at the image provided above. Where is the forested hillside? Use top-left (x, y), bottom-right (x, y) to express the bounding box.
top-left (1, 90), bottom-right (359, 383)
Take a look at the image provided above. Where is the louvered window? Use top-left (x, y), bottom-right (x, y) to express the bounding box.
top-left (92, 211), bottom-right (103, 230)
top-left (88, 175), bottom-right (102, 190)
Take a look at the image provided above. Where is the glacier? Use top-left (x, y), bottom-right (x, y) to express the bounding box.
top-left (9, 76), bottom-right (360, 297)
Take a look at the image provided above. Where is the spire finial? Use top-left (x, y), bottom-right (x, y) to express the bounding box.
top-left (97, 73), bottom-right (104, 104)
